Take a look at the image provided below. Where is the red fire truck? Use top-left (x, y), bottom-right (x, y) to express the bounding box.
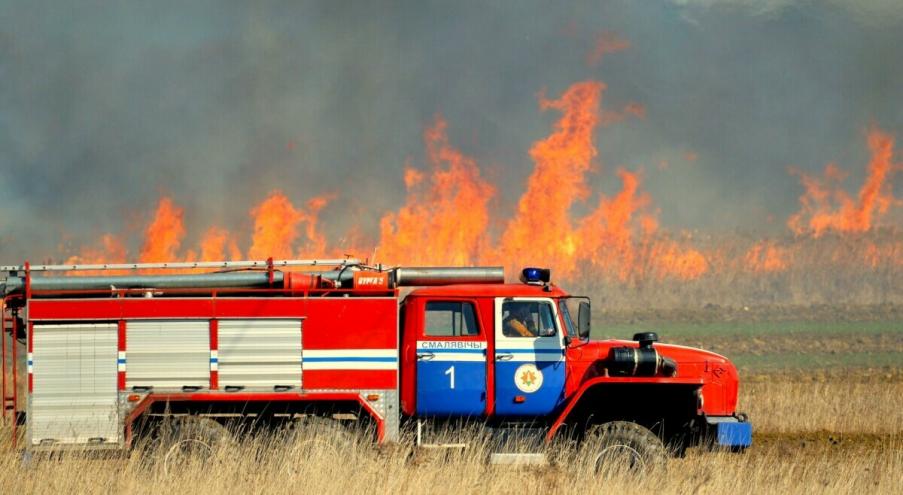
top-left (1, 258), bottom-right (750, 467)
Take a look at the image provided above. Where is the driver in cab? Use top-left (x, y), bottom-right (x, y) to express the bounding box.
top-left (503, 303), bottom-right (537, 337)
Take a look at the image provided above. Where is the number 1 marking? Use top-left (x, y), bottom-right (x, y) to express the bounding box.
top-left (444, 365), bottom-right (455, 389)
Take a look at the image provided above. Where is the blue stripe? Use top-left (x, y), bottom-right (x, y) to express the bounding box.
top-left (117, 358), bottom-right (127, 364)
top-left (27, 360), bottom-right (33, 366)
top-left (418, 348), bottom-right (485, 354)
top-left (209, 358), bottom-right (219, 363)
top-left (496, 348), bottom-right (563, 354)
top-left (304, 357), bottom-right (397, 363)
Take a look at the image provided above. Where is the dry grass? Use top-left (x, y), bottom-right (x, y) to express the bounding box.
top-left (742, 375), bottom-right (903, 434)
top-left (0, 428), bottom-right (903, 494)
top-left (0, 424), bottom-right (898, 495)
top-left (0, 374), bottom-right (900, 495)
top-left (570, 229), bottom-right (903, 310)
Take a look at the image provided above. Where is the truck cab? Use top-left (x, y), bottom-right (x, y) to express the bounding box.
top-left (399, 269), bottom-right (751, 456)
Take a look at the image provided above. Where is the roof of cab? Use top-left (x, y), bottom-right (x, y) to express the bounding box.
top-left (407, 283), bottom-right (569, 298)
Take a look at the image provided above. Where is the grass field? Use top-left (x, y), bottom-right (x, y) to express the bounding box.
top-left (1, 313), bottom-right (901, 494)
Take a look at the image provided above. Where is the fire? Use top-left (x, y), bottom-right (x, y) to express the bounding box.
top-left (54, 79), bottom-right (899, 292)
top-left (648, 240), bottom-right (709, 280)
top-left (139, 197), bottom-right (186, 262)
top-left (200, 227), bottom-right (242, 262)
top-left (576, 169), bottom-right (651, 280)
top-left (788, 128), bottom-right (898, 236)
top-left (247, 191), bottom-right (331, 260)
top-left (377, 116), bottom-right (495, 266)
top-left (498, 81), bottom-right (604, 276)
top-left (745, 240), bottom-right (789, 273)
top-left (64, 233), bottom-right (127, 265)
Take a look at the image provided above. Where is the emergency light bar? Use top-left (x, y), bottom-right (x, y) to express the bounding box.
top-left (520, 267), bottom-right (550, 285)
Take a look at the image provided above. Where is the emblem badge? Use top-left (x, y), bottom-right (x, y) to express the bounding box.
top-left (514, 363), bottom-right (543, 393)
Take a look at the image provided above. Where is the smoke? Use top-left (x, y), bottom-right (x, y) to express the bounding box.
top-left (0, 1), bottom-right (901, 263)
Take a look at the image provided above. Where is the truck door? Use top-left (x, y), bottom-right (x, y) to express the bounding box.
top-left (415, 300), bottom-right (487, 416)
top-left (493, 298), bottom-right (566, 416)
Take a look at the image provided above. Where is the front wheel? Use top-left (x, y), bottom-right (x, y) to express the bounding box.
top-left (580, 421), bottom-right (666, 474)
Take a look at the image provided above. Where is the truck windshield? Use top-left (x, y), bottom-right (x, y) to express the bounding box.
top-left (558, 299), bottom-right (577, 338)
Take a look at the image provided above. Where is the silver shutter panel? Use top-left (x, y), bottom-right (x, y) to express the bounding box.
top-left (31, 323), bottom-right (120, 445)
top-left (217, 319), bottom-right (302, 388)
top-left (126, 320), bottom-right (210, 389)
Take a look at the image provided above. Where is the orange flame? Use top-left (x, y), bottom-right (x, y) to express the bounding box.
top-left (377, 116), bottom-right (495, 266)
top-left (649, 240), bottom-right (708, 280)
top-left (248, 191), bottom-right (332, 260)
top-left (577, 169), bottom-right (650, 280)
top-left (745, 240), bottom-right (789, 273)
top-left (139, 197), bottom-right (186, 262)
top-left (788, 127), bottom-right (898, 236)
top-left (498, 81), bottom-right (604, 276)
top-left (57, 79), bottom-right (899, 291)
top-left (200, 227), bottom-right (242, 261)
top-left (64, 233), bottom-right (127, 265)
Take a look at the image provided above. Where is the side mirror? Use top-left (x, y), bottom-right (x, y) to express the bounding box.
top-left (577, 301), bottom-right (591, 339)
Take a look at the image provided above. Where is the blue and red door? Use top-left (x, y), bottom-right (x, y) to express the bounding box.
top-left (493, 297), bottom-right (566, 416)
top-left (415, 300), bottom-right (488, 417)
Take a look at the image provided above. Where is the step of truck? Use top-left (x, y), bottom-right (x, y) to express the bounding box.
top-left (489, 453), bottom-right (548, 466)
top-left (418, 442), bottom-right (468, 449)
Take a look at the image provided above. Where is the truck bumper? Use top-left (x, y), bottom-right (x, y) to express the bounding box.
top-left (706, 415), bottom-right (752, 449)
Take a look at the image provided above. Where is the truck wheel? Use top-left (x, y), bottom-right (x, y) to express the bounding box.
top-left (284, 416), bottom-right (355, 452)
top-left (158, 417), bottom-right (231, 474)
top-left (581, 421), bottom-right (666, 473)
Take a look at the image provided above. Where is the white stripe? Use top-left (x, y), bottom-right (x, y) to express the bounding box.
top-left (302, 349), bottom-right (398, 371)
top-left (494, 339), bottom-right (562, 351)
top-left (303, 361), bottom-right (398, 370)
top-left (421, 353), bottom-right (486, 362)
top-left (417, 340), bottom-right (487, 350)
top-left (498, 354), bottom-right (564, 363)
top-left (303, 349), bottom-right (397, 358)
top-left (417, 340), bottom-right (486, 362)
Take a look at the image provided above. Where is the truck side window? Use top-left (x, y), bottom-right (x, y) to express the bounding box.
top-left (425, 301), bottom-right (479, 337)
top-left (502, 301), bottom-right (557, 338)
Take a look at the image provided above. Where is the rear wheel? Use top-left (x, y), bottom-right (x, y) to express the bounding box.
top-left (156, 416), bottom-right (231, 474)
top-left (581, 421), bottom-right (666, 474)
top-left (283, 416), bottom-right (356, 452)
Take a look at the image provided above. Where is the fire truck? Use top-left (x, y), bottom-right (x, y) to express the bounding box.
top-left (0, 258), bottom-right (750, 468)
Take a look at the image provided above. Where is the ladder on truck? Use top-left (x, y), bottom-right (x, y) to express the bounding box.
top-left (1, 299), bottom-right (20, 441)
top-left (0, 257), bottom-right (363, 273)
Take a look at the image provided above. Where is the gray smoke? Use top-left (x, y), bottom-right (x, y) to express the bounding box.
top-left (0, 1), bottom-right (900, 262)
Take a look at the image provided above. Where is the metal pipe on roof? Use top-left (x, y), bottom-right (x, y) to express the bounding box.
top-left (393, 267), bottom-right (504, 287)
top-left (0, 265), bottom-right (506, 295)
top-left (1, 271), bottom-right (285, 296)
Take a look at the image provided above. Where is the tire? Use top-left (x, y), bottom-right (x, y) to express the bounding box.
top-left (283, 416), bottom-right (356, 452)
top-left (156, 416), bottom-right (231, 474)
top-left (580, 421), bottom-right (667, 474)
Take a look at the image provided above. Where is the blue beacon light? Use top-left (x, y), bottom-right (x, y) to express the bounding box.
top-left (521, 267), bottom-right (551, 285)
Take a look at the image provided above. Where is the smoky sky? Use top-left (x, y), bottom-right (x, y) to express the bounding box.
top-left (0, 0), bottom-right (901, 261)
